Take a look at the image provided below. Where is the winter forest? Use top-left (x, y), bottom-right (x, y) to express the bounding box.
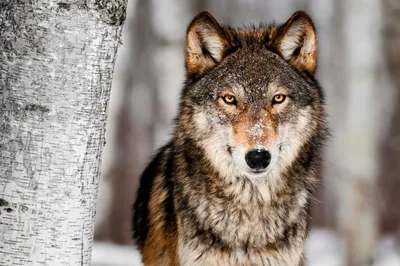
top-left (1, 0), bottom-right (400, 266)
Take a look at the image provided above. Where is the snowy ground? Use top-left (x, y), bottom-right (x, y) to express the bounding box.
top-left (92, 229), bottom-right (400, 266)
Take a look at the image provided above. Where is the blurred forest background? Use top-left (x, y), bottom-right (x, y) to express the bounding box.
top-left (92, 0), bottom-right (400, 265)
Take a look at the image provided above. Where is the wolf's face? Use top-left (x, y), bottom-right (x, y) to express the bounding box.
top-left (180, 12), bottom-right (325, 181)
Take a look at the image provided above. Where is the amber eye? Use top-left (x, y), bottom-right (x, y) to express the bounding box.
top-left (272, 94), bottom-right (286, 104)
top-left (222, 94), bottom-right (237, 105)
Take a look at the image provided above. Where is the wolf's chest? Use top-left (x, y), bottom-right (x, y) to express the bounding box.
top-left (176, 182), bottom-right (308, 266)
top-left (177, 204), bottom-right (305, 266)
top-left (177, 236), bottom-right (304, 266)
top-left (184, 183), bottom-right (307, 246)
top-left (192, 199), bottom-right (278, 246)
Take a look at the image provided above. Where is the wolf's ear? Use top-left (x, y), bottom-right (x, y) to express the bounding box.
top-left (274, 11), bottom-right (317, 74)
top-left (185, 12), bottom-right (235, 79)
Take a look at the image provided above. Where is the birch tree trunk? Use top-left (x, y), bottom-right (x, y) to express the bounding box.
top-left (0, 1), bottom-right (126, 265)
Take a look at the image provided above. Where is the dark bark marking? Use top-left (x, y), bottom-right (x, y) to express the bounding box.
top-left (57, 3), bottom-right (71, 10)
top-left (87, 0), bottom-right (127, 26)
top-left (22, 132), bottom-right (37, 190)
top-left (0, 199), bottom-right (9, 207)
top-left (24, 104), bottom-right (50, 113)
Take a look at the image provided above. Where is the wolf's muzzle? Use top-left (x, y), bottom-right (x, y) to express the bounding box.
top-left (245, 149), bottom-right (271, 170)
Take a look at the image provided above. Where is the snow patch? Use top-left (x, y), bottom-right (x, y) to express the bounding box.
top-left (246, 119), bottom-right (269, 142)
top-left (91, 242), bottom-right (143, 266)
top-left (306, 229), bottom-right (345, 266)
top-left (306, 229), bottom-right (400, 266)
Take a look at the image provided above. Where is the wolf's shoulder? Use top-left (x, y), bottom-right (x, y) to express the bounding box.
top-left (132, 143), bottom-right (173, 248)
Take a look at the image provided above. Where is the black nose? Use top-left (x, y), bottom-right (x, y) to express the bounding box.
top-left (245, 149), bottom-right (271, 170)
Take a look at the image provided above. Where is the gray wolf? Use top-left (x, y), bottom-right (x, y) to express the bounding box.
top-left (133, 10), bottom-right (328, 266)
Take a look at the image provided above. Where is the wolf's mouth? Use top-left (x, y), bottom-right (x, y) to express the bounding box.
top-left (250, 169), bottom-right (267, 174)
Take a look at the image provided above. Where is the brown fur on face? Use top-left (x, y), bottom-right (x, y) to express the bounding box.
top-left (229, 109), bottom-right (279, 150)
top-left (220, 85), bottom-right (290, 151)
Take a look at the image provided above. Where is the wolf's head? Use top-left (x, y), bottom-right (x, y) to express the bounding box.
top-left (178, 11), bottom-right (327, 182)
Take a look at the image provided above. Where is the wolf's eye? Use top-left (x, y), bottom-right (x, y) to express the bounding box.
top-left (222, 94), bottom-right (237, 105)
top-left (272, 94), bottom-right (286, 104)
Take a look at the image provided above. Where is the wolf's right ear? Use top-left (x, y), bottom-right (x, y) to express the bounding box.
top-left (185, 12), bottom-right (235, 79)
top-left (273, 11), bottom-right (317, 74)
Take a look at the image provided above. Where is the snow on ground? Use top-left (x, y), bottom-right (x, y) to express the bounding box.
top-left (374, 237), bottom-right (400, 266)
top-left (306, 229), bottom-right (400, 266)
top-left (305, 229), bottom-right (345, 266)
top-left (91, 242), bottom-right (143, 266)
top-left (92, 228), bottom-right (400, 266)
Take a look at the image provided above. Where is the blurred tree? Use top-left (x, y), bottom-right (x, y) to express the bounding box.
top-left (381, 0), bottom-right (400, 242)
top-left (335, 0), bottom-right (384, 265)
top-left (100, 0), bottom-right (156, 244)
top-left (0, 0), bottom-right (126, 264)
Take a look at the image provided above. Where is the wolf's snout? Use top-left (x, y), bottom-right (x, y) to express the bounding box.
top-left (245, 149), bottom-right (271, 170)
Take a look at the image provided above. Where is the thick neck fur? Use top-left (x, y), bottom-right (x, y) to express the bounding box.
top-left (171, 109), bottom-right (321, 263)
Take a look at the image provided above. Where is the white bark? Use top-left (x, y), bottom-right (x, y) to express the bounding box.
top-left (0, 1), bottom-right (126, 265)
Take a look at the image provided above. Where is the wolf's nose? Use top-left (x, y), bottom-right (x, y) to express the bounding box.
top-left (245, 149), bottom-right (271, 170)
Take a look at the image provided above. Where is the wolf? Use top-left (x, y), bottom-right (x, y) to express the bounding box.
top-left (133, 10), bottom-right (328, 266)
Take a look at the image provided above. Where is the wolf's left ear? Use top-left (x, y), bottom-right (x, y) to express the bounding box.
top-left (274, 11), bottom-right (317, 74)
top-left (185, 12), bottom-right (235, 79)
